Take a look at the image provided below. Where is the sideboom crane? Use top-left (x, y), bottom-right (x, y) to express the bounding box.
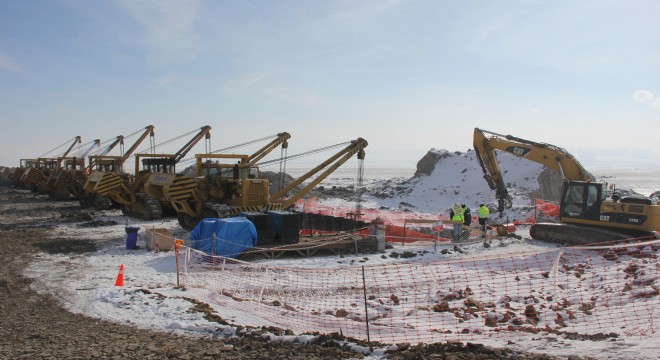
top-left (105, 125), bottom-right (211, 220)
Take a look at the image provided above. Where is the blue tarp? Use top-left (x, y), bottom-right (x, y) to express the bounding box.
top-left (189, 217), bottom-right (257, 258)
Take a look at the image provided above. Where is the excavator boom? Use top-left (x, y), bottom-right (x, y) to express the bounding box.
top-left (473, 127), bottom-right (594, 214)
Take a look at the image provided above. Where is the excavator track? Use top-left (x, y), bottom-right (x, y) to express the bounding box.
top-left (121, 193), bottom-right (163, 220)
top-left (529, 222), bottom-right (654, 246)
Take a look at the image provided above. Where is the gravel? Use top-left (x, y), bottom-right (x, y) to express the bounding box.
top-left (0, 186), bottom-right (578, 359)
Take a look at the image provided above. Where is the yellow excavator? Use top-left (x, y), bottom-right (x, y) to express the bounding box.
top-left (168, 136), bottom-right (367, 230)
top-left (93, 125), bottom-right (211, 219)
top-left (473, 127), bottom-right (660, 244)
top-left (80, 125), bottom-right (156, 209)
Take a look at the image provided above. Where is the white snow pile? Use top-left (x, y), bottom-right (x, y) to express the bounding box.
top-left (356, 149), bottom-right (550, 221)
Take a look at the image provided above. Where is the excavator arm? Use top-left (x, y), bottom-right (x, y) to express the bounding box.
top-left (473, 127), bottom-right (594, 215)
top-left (270, 137), bottom-right (367, 208)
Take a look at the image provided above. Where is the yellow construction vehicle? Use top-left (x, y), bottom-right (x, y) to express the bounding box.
top-left (80, 125), bottom-right (155, 209)
top-left (473, 127), bottom-right (660, 244)
top-left (168, 136), bottom-right (367, 231)
top-left (93, 126), bottom-right (211, 219)
top-left (0, 166), bottom-right (15, 186)
top-left (165, 132), bottom-right (291, 229)
top-left (41, 139), bottom-right (103, 200)
top-left (9, 159), bottom-right (38, 188)
top-left (19, 136), bottom-right (83, 194)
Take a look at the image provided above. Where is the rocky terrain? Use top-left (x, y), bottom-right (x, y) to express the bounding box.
top-left (0, 186), bottom-right (580, 359)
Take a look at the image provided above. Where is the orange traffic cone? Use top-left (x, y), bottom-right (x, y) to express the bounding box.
top-left (114, 264), bottom-right (125, 286)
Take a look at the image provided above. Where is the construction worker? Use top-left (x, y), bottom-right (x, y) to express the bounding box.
top-left (451, 202), bottom-right (464, 241)
top-left (478, 204), bottom-right (490, 237)
top-left (462, 204), bottom-right (472, 227)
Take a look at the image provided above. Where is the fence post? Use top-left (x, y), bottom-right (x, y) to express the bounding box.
top-left (175, 241), bottom-right (180, 288)
top-left (361, 265), bottom-right (371, 343)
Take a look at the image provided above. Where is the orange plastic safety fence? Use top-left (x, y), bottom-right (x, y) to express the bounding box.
top-left (177, 239), bottom-right (660, 344)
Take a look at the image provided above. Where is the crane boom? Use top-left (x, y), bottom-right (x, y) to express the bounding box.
top-left (246, 132), bottom-right (290, 165)
top-left (121, 125), bottom-right (155, 161)
top-left (79, 139), bottom-right (101, 159)
top-left (174, 125), bottom-right (212, 163)
top-left (270, 138), bottom-right (367, 208)
top-left (100, 136), bottom-right (124, 156)
top-left (61, 136), bottom-right (82, 158)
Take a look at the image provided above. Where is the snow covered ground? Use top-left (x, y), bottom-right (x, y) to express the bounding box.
top-left (23, 216), bottom-right (660, 359)
top-left (20, 151), bottom-right (660, 359)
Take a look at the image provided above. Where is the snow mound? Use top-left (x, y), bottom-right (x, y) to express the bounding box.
top-left (366, 149), bottom-right (549, 216)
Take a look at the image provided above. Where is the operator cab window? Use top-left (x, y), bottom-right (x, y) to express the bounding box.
top-left (562, 184), bottom-right (585, 217)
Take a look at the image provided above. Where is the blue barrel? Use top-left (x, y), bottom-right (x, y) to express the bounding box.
top-left (125, 226), bottom-right (140, 250)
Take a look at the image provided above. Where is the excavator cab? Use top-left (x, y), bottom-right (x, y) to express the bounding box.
top-left (560, 181), bottom-right (606, 221)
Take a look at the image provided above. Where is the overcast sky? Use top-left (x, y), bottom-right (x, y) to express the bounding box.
top-left (2, 0), bottom-right (660, 169)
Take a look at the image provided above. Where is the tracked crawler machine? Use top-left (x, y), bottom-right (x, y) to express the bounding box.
top-left (168, 136), bottom-right (367, 230)
top-left (10, 159), bottom-right (38, 188)
top-left (473, 127), bottom-right (660, 244)
top-left (19, 136), bottom-right (85, 196)
top-left (80, 125), bottom-right (156, 209)
top-left (41, 139), bottom-right (103, 200)
top-left (92, 126), bottom-right (211, 220)
top-left (165, 132), bottom-right (291, 230)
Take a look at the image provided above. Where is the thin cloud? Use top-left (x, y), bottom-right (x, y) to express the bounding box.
top-left (263, 85), bottom-right (329, 108)
top-left (652, 98), bottom-right (660, 108)
top-left (118, 0), bottom-right (200, 65)
top-left (221, 73), bottom-right (269, 95)
top-left (633, 90), bottom-right (654, 103)
top-left (0, 52), bottom-right (26, 74)
top-left (156, 73), bottom-right (184, 89)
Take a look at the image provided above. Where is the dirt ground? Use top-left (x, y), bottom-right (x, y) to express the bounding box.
top-left (0, 186), bottom-right (576, 359)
